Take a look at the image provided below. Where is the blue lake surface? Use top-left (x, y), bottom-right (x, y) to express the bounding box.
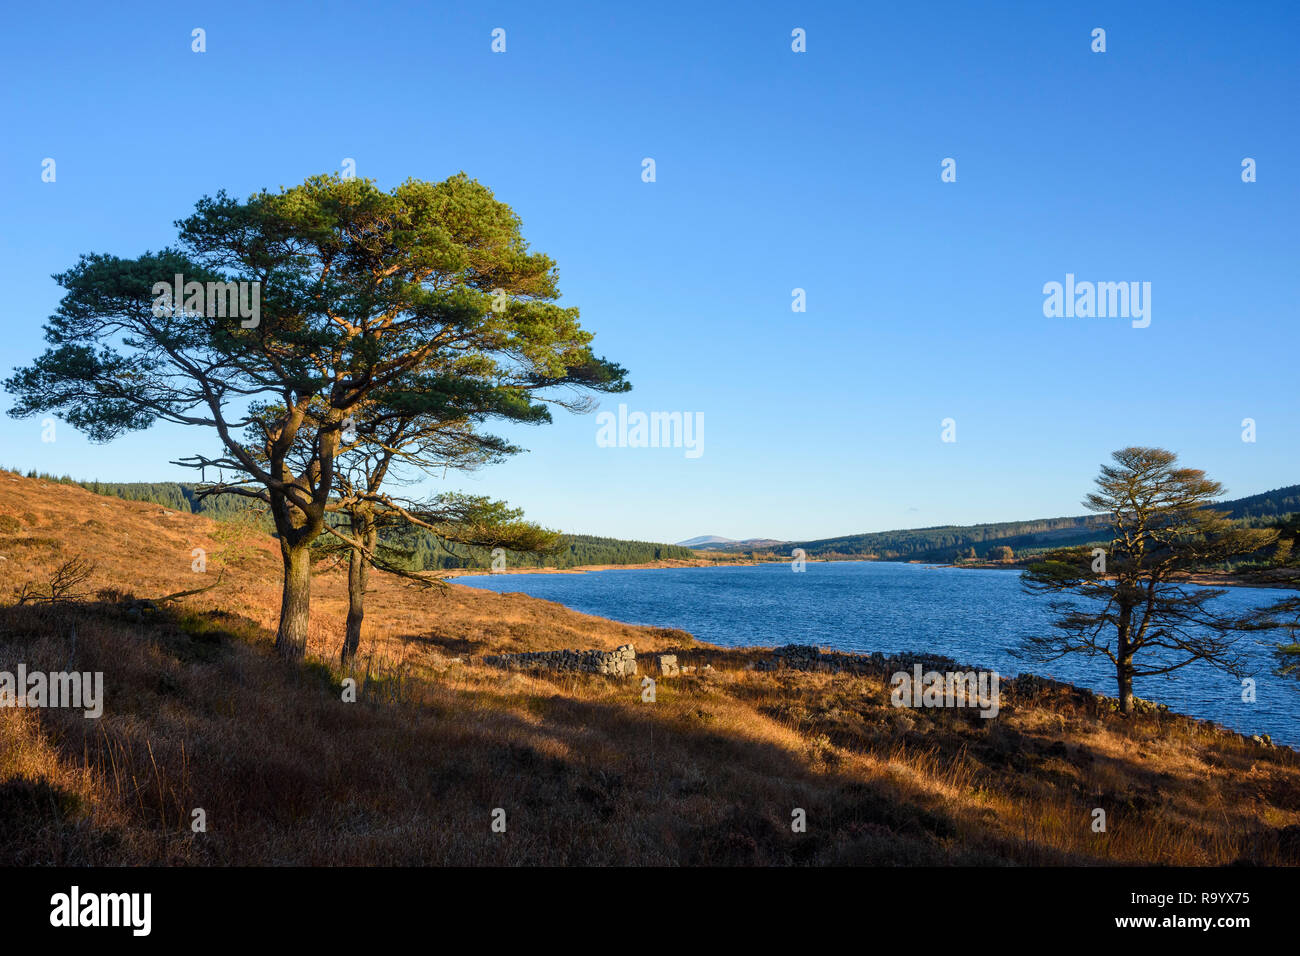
top-left (458, 561), bottom-right (1299, 746)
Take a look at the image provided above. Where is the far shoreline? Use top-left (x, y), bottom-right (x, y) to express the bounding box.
top-left (440, 556), bottom-right (784, 577)
top-left (443, 556), bottom-right (1298, 590)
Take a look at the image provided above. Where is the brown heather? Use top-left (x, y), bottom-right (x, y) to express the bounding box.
top-left (1, 469), bottom-right (1297, 866)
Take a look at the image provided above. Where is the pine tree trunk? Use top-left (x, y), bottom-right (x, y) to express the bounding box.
top-left (275, 542), bottom-right (312, 661)
top-left (341, 536), bottom-right (371, 663)
top-left (1116, 606), bottom-right (1135, 714)
top-left (1116, 660), bottom-right (1134, 714)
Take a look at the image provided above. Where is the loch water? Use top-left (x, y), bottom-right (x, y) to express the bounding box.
top-left (459, 560), bottom-right (1299, 746)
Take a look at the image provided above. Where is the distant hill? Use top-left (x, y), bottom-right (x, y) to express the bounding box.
top-left (708, 484), bottom-right (1300, 564)
top-left (778, 516), bottom-right (1111, 563)
top-left (677, 535), bottom-right (738, 548)
top-left (1217, 484), bottom-right (1300, 520)
top-left (682, 536), bottom-right (786, 552)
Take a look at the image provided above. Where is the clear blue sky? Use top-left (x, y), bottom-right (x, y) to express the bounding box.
top-left (1, 1), bottom-right (1296, 542)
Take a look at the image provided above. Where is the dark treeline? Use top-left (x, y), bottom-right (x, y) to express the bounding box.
top-left (1219, 484), bottom-right (1300, 519)
top-left (755, 484), bottom-right (1300, 565)
top-left (8, 470), bottom-right (695, 570)
top-left (777, 515), bottom-right (1111, 563)
top-left (74, 479), bottom-right (260, 521)
top-left (386, 528), bottom-right (696, 571)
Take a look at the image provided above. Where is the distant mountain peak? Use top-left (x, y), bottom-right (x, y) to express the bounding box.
top-left (678, 535), bottom-right (787, 551)
top-left (676, 535), bottom-right (738, 548)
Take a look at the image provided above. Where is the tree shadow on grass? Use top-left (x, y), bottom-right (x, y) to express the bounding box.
top-left (8, 599), bottom-right (1292, 865)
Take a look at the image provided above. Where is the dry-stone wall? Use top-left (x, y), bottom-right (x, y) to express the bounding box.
top-left (481, 643), bottom-right (637, 676)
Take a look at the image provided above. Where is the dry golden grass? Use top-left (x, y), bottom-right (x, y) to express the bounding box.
top-left (1, 469), bottom-right (1298, 865)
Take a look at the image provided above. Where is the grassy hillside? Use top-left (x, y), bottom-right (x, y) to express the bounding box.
top-left (2, 470), bottom-right (697, 570)
top-left (1, 469), bottom-right (1298, 865)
